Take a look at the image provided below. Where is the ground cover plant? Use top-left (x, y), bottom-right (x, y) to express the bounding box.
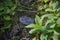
top-left (0, 0), bottom-right (60, 40)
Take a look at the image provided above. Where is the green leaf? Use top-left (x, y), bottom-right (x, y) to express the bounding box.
top-left (40, 34), bottom-right (48, 40)
top-left (44, 20), bottom-right (52, 30)
top-left (32, 37), bottom-right (36, 40)
top-left (29, 29), bottom-right (36, 34)
top-left (54, 26), bottom-right (60, 33)
top-left (6, 8), bottom-right (10, 13)
top-left (11, 4), bottom-right (16, 11)
top-left (25, 24), bottom-right (35, 28)
top-left (0, 6), bottom-right (4, 11)
top-left (40, 14), bottom-right (48, 26)
top-left (38, 6), bottom-right (44, 10)
top-left (35, 24), bottom-right (42, 30)
top-left (4, 0), bottom-right (13, 7)
top-left (52, 1), bottom-right (59, 9)
top-left (53, 34), bottom-right (58, 40)
top-left (35, 15), bottom-right (41, 25)
top-left (56, 18), bottom-right (60, 26)
top-left (50, 24), bottom-right (55, 28)
top-left (4, 24), bottom-right (11, 29)
top-left (40, 14), bottom-right (48, 21)
top-left (29, 28), bottom-right (41, 34)
top-left (47, 14), bottom-right (57, 19)
top-left (54, 31), bottom-right (60, 35)
top-left (45, 8), bottom-right (56, 12)
top-left (1, 21), bottom-right (11, 30)
top-left (4, 16), bottom-right (10, 20)
top-left (11, 12), bottom-right (15, 15)
top-left (53, 31), bottom-right (59, 40)
top-left (44, 0), bottom-right (49, 3)
top-left (57, 8), bottom-right (60, 12)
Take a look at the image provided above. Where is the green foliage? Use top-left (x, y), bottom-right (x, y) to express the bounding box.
top-left (0, 0), bottom-right (17, 32)
top-left (25, 1), bottom-right (60, 40)
top-left (26, 15), bottom-right (60, 40)
top-left (0, 0), bottom-right (60, 40)
top-left (56, 18), bottom-right (60, 26)
top-left (25, 0), bottom-right (60, 39)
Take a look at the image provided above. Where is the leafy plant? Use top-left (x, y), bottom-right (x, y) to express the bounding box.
top-left (26, 14), bottom-right (60, 40)
top-left (0, 0), bottom-right (17, 33)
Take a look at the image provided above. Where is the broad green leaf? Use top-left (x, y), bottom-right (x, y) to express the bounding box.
top-left (38, 6), bottom-right (44, 10)
top-left (29, 29), bottom-right (41, 34)
top-left (50, 24), bottom-right (55, 28)
top-left (52, 1), bottom-right (59, 9)
top-left (11, 4), bottom-right (16, 11)
top-left (44, 4), bottom-right (49, 8)
top-left (53, 31), bottom-right (59, 40)
top-left (35, 24), bottom-right (42, 30)
top-left (6, 8), bottom-right (10, 13)
top-left (45, 8), bottom-right (56, 12)
top-left (47, 30), bottom-right (54, 33)
top-left (29, 29), bottom-right (36, 34)
top-left (53, 34), bottom-right (58, 40)
top-left (40, 34), bottom-right (48, 40)
top-left (44, 0), bottom-right (49, 3)
top-left (57, 8), bottom-right (60, 11)
top-left (4, 16), bottom-right (10, 20)
top-left (35, 15), bottom-right (40, 25)
top-left (41, 14), bottom-right (49, 20)
top-left (25, 24), bottom-right (35, 28)
top-left (49, 1), bottom-right (52, 7)
top-left (40, 14), bottom-right (49, 26)
top-left (39, 15), bottom-right (47, 26)
top-left (47, 14), bottom-right (57, 19)
top-left (54, 31), bottom-right (60, 35)
top-left (49, 1), bottom-right (59, 11)
top-left (32, 37), bottom-right (36, 40)
top-left (44, 19), bottom-right (55, 29)
top-left (56, 18), bottom-right (60, 26)
top-left (44, 20), bottom-right (52, 30)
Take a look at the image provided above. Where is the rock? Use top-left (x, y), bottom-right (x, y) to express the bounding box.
top-left (19, 16), bottom-right (34, 25)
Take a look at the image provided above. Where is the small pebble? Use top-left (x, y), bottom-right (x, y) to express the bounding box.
top-left (19, 16), bottom-right (34, 25)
